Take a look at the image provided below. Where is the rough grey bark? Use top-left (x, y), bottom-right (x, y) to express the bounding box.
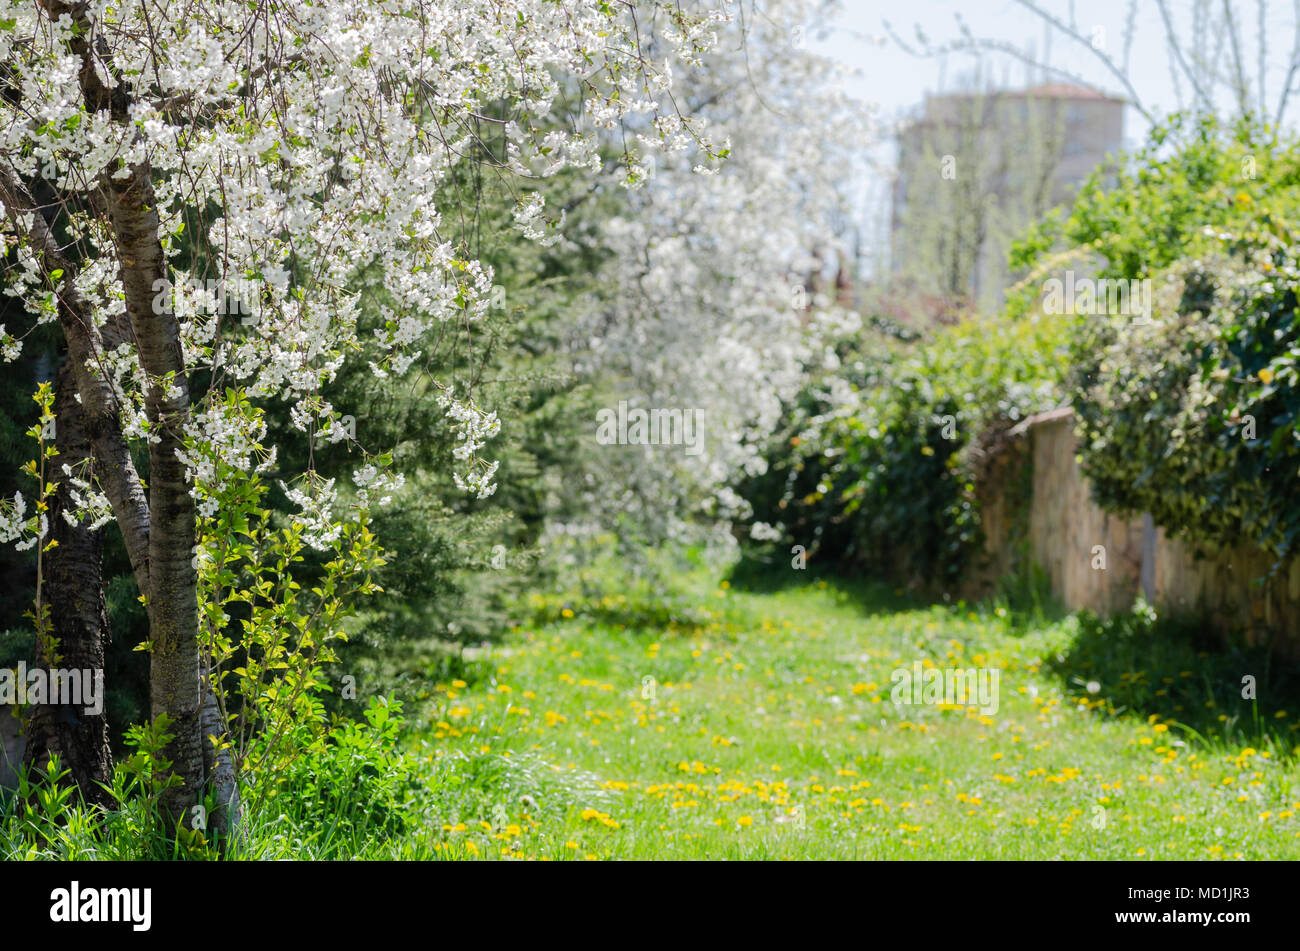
top-left (24, 359), bottom-right (114, 808)
top-left (105, 168), bottom-right (202, 824)
top-left (36, 0), bottom-right (204, 824)
top-left (0, 169), bottom-right (152, 599)
top-left (2, 113), bottom-right (201, 834)
top-left (0, 158), bottom-right (204, 825)
top-left (200, 687), bottom-right (242, 845)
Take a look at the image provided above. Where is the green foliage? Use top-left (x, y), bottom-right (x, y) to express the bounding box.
top-left (0, 304), bottom-right (149, 746)
top-left (0, 293), bottom-right (59, 638)
top-left (1022, 115), bottom-right (1300, 563)
top-left (192, 390), bottom-right (386, 815)
top-left (252, 696), bottom-right (421, 852)
top-left (1009, 112), bottom-right (1300, 289)
top-left (0, 725), bottom-right (218, 860)
top-left (525, 537), bottom-right (740, 633)
top-left (0, 698), bottom-right (420, 860)
top-left (250, 155), bottom-right (613, 702)
top-left (740, 313), bottom-right (1068, 586)
top-left (1050, 599), bottom-right (1299, 753)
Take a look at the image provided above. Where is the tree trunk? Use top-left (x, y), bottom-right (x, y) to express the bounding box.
top-left (200, 687), bottom-right (242, 846)
top-left (24, 359), bottom-right (114, 808)
top-left (0, 159), bottom-right (201, 826)
top-left (103, 165), bottom-right (202, 824)
top-left (42, 0), bottom-right (203, 824)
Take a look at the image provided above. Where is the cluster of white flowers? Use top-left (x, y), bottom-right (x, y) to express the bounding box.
top-left (352, 465), bottom-right (406, 508)
top-left (178, 403), bottom-right (276, 518)
top-left (0, 325), bottom-right (20, 362)
top-left (437, 388), bottom-right (502, 498)
top-left (437, 390), bottom-right (502, 462)
top-left (513, 193), bottom-right (551, 243)
top-left (453, 460), bottom-right (501, 501)
top-left (0, 0), bottom-right (733, 543)
top-left (560, 0), bottom-right (873, 539)
top-left (0, 492), bottom-right (36, 550)
top-left (280, 477), bottom-right (343, 551)
top-left (59, 464), bottom-right (115, 531)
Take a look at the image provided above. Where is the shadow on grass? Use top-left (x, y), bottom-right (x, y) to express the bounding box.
top-left (725, 549), bottom-right (1069, 637)
top-left (723, 549), bottom-right (924, 616)
top-left (731, 549), bottom-right (1300, 754)
top-left (1047, 602), bottom-right (1300, 757)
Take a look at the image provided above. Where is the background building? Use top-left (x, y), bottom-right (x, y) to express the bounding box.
top-left (887, 83), bottom-right (1125, 321)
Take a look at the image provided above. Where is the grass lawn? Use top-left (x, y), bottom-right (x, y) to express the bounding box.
top-left (403, 561), bottom-right (1300, 860)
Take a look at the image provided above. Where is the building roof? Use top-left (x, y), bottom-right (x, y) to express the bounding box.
top-left (1009, 83), bottom-right (1125, 102)
top-left (921, 83), bottom-right (1125, 104)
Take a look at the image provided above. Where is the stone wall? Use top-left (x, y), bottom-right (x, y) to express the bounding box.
top-left (973, 408), bottom-right (1300, 657)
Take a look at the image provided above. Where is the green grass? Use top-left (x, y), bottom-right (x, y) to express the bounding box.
top-left (11, 554), bottom-right (1295, 860)
top-left (403, 559), bottom-right (1300, 860)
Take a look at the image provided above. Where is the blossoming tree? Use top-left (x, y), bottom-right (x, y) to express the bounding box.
top-left (0, 0), bottom-right (729, 827)
top-left (556, 0), bottom-right (869, 544)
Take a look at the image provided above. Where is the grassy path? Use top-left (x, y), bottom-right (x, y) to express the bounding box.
top-left (407, 569), bottom-right (1300, 859)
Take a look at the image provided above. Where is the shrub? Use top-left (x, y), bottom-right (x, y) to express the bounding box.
top-left (252, 696), bottom-right (422, 853)
top-left (1023, 114), bottom-right (1300, 564)
top-left (740, 312), bottom-right (1067, 586)
top-left (1070, 236), bottom-right (1300, 562)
